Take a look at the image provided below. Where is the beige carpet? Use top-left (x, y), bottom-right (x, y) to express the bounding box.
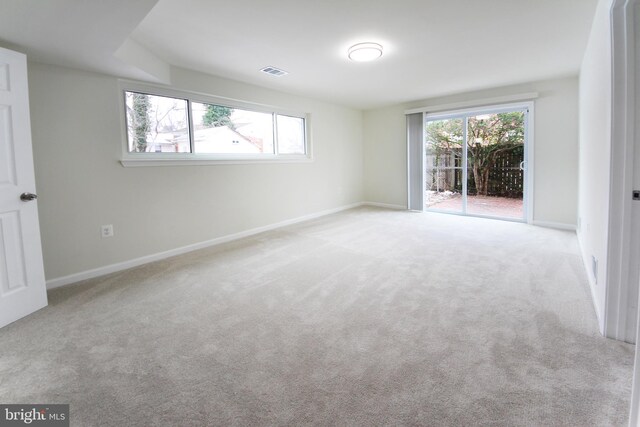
top-left (0, 207), bottom-right (634, 426)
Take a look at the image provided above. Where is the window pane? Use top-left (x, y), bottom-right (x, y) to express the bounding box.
top-left (425, 168), bottom-right (463, 212)
top-left (466, 111), bottom-right (525, 219)
top-left (192, 102), bottom-right (274, 154)
top-left (125, 91), bottom-right (190, 153)
top-left (276, 115), bottom-right (305, 154)
top-left (425, 118), bottom-right (463, 167)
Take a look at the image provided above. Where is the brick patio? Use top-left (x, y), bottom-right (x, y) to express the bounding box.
top-left (426, 193), bottom-right (523, 219)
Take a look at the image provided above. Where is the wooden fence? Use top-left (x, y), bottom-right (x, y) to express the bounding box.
top-left (468, 146), bottom-right (524, 198)
top-left (427, 146), bottom-right (524, 198)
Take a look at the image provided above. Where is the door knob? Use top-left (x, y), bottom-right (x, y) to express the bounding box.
top-left (20, 192), bottom-right (37, 202)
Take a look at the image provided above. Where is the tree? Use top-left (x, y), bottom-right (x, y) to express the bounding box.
top-left (426, 119), bottom-right (463, 165)
top-left (426, 112), bottom-right (524, 196)
top-left (426, 119), bottom-right (464, 192)
top-left (466, 112), bottom-right (524, 195)
top-left (128, 93), bottom-right (150, 152)
top-left (203, 104), bottom-right (234, 128)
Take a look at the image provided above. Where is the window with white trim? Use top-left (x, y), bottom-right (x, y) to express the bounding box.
top-left (121, 84), bottom-right (309, 165)
top-left (126, 91), bottom-right (190, 153)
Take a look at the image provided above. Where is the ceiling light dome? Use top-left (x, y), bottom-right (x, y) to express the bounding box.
top-left (348, 42), bottom-right (383, 62)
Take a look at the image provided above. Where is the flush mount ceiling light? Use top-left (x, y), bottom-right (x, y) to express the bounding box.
top-left (348, 42), bottom-right (383, 62)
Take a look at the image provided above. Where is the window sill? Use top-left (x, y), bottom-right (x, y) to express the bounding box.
top-left (120, 155), bottom-right (313, 167)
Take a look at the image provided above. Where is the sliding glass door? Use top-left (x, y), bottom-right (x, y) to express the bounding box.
top-left (425, 118), bottom-right (464, 213)
top-left (424, 106), bottom-right (528, 221)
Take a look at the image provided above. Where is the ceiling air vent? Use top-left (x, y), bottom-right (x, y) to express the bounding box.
top-left (260, 66), bottom-right (288, 77)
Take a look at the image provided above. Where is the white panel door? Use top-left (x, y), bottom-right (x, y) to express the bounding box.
top-left (0, 47), bottom-right (47, 328)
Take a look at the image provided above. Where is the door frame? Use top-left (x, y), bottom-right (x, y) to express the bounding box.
top-left (423, 101), bottom-right (535, 223)
top-left (609, 0), bottom-right (640, 424)
top-left (606, 0), bottom-right (639, 345)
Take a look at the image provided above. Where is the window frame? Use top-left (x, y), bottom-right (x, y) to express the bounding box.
top-left (421, 101), bottom-right (534, 223)
top-left (118, 81), bottom-right (312, 167)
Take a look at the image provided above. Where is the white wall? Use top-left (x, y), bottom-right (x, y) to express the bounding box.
top-left (362, 104), bottom-right (407, 208)
top-left (577, 0), bottom-right (613, 332)
top-left (363, 77), bottom-right (580, 226)
top-left (28, 62), bottom-right (363, 282)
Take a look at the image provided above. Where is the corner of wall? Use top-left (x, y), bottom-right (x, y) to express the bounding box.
top-left (576, 0), bottom-right (615, 338)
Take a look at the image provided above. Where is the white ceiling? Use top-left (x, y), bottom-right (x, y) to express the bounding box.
top-left (0, 0), bottom-right (160, 81)
top-left (0, 0), bottom-right (598, 110)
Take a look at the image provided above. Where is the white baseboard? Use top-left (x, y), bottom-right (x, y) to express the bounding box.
top-left (46, 202), bottom-right (364, 290)
top-left (531, 220), bottom-right (577, 231)
top-left (362, 201), bottom-right (407, 210)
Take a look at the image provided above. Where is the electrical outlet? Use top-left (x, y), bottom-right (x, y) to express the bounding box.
top-left (633, 190), bottom-right (640, 201)
top-left (101, 224), bottom-right (114, 238)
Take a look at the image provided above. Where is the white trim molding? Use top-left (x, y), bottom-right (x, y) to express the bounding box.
top-left (404, 92), bottom-right (539, 115)
top-left (605, 0), bottom-right (638, 344)
top-left (617, 0), bottom-right (640, 425)
top-left (363, 201), bottom-right (407, 210)
top-left (531, 220), bottom-right (577, 231)
top-left (46, 202), bottom-right (363, 289)
top-left (121, 156), bottom-right (314, 167)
